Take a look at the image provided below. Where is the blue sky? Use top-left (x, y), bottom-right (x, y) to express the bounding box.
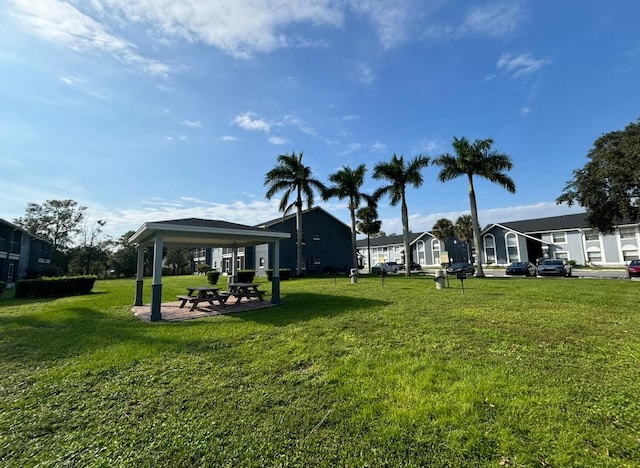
top-left (2, 0), bottom-right (639, 240)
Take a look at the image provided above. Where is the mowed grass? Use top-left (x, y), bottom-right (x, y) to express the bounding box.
top-left (1, 275), bottom-right (639, 467)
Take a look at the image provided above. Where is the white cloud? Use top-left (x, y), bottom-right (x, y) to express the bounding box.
top-left (347, 0), bottom-right (416, 49)
top-left (59, 74), bottom-right (110, 99)
top-left (234, 112), bottom-right (271, 132)
top-left (281, 114), bottom-right (315, 135)
top-left (370, 141), bottom-right (387, 153)
top-left (411, 139), bottom-right (442, 155)
top-left (459, 2), bottom-right (525, 37)
top-left (77, 0), bottom-right (345, 59)
top-left (181, 119), bottom-right (202, 127)
top-left (497, 53), bottom-right (551, 78)
top-left (269, 136), bottom-right (289, 145)
top-left (354, 61), bottom-right (375, 85)
top-left (9, 0), bottom-right (172, 76)
top-left (520, 107), bottom-right (530, 116)
top-left (221, 135), bottom-right (237, 141)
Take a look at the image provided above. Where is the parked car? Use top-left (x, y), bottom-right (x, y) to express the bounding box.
top-left (398, 261), bottom-right (423, 272)
top-left (446, 262), bottom-right (475, 275)
top-left (537, 259), bottom-right (572, 277)
top-left (506, 261), bottom-right (537, 276)
top-left (372, 261), bottom-right (400, 273)
top-left (628, 259), bottom-right (640, 278)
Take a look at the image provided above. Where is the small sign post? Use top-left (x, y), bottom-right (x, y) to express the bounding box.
top-left (456, 271), bottom-right (467, 293)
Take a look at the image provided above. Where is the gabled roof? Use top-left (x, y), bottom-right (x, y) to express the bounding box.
top-left (0, 218), bottom-right (52, 244)
top-left (356, 231), bottom-right (433, 248)
top-left (129, 218), bottom-right (290, 248)
top-left (257, 206), bottom-right (350, 230)
top-left (493, 213), bottom-right (590, 234)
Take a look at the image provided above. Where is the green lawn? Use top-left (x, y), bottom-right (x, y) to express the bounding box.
top-left (1, 275), bottom-right (639, 467)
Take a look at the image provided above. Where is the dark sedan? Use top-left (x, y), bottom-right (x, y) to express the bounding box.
top-left (446, 262), bottom-right (475, 275)
top-left (398, 261), bottom-right (423, 272)
top-left (506, 261), bottom-right (537, 276)
top-left (628, 259), bottom-right (640, 278)
top-left (537, 259), bottom-right (572, 277)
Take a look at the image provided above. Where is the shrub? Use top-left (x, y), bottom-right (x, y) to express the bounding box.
top-left (266, 269), bottom-right (291, 281)
top-left (196, 263), bottom-right (210, 274)
top-left (14, 276), bottom-right (97, 298)
top-left (206, 270), bottom-right (220, 285)
top-left (0, 281), bottom-right (5, 297)
top-left (237, 270), bottom-right (256, 283)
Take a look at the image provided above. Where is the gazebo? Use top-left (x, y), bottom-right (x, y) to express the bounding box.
top-left (129, 218), bottom-right (290, 321)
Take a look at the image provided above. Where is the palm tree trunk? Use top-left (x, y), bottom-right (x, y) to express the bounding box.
top-left (468, 174), bottom-right (485, 277)
top-left (367, 235), bottom-right (372, 274)
top-left (401, 194), bottom-right (410, 277)
top-left (296, 191), bottom-right (303, 277)
top-left (349, 200), bottom-right (358, 274)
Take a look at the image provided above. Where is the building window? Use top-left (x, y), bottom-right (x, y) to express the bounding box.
top-left (483, 234), bottom-right (496, 263)
top-left (555, 251), bottom-right (569, 260)
top-left (551, 232), bottom-right (566, 243)
top-left (622, 246), bottom-right (639, 261)
top-left (259, 257), bottom-right (265, 268)
top-left (416, 240), bottom-right (425, 265)
top-left (312, 234), bottom-right (320, 241)
top-left (619, 227), bottom-right (637, 239)
top-left (431, 239), bottom-right (440, 263)
top-left (506, 233), bottom-right (519, 263)
top-left (586, 249), bottom-right (602, 263)
top-left (584, 230), bottom-right (599, 241)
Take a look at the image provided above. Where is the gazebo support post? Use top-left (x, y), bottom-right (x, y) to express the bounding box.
top-left (231, 246), bottom-right (238, 283)
top-left (271, 240), bottom-right (281, 304)
top-left (134, 245), bottom-right (145, 306)
top-left (150, 234), bottom-right (163, 322)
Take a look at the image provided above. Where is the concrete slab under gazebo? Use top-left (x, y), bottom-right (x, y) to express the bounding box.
top-left (129, 218), bottom-right (290, 322)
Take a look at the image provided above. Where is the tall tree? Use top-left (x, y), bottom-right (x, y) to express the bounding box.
top-left (324, 164), bottom-right (369, 274)
top-left (14, 199), bottom-right (87, 251)
top-left (356, 203), bottom-right (382, 273)
top-left (373, 153), bottom-right (431, 276)
top-left (110, 231), bottom-right (140, 277)
top-left (433, 137), bottom-right (515, 277)
top-left (557, 118), bottom-right (640, 232)
top-left (264, 152), bottom-right (327, 277)
top-left (454, 214), bottom-right (474, 263)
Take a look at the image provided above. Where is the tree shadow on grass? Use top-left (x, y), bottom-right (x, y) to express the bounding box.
top-left (0, 291), bottom-right (107, 309)
top-left (236, 292), bottom-right (391, 326)
top-left (0, 305), bottom-right (218, 365)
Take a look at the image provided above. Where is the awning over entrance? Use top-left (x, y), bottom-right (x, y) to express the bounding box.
top-left (129, 218), bottom-right (290, 321)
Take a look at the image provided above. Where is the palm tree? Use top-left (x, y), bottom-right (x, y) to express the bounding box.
top-left (356, 203), bottom-right (381, 273)
top-left (432, 218), bottom-right (454, 264)
top-left (454, 214), bottom-right (474, 263)
top-left (373, 153), bottom-right (431, 276)
top-left (433, 137), bottom-right (516, 277)
top-left (264, 152), bottom-right (327, 277)
top-left (432, 218), bottom-right (454, 243)
top-left (324, 164), bottom-right (369, 275)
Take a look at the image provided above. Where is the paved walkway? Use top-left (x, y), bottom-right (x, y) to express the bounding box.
top-left (132, 299), bottom-right (276, 322)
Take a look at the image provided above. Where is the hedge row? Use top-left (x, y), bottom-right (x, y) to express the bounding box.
top-left (266, 269), bottom-right (291, 281)
top-left (15, 276), bottom-right (97, 298)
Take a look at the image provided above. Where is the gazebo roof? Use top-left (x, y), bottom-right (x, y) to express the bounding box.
top-left (129, 217), bottom-right (290, 248)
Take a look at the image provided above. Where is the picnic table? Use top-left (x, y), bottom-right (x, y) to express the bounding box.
top-left (224, 282), bottom-right (266, 303)
top-left (177, 286), bottom-right (228, 311)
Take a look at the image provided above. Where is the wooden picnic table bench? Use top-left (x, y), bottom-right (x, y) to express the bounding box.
top-left (226, 283), bottom-right (266, 303)
top-left (177, 286), bottom-right (228, 311)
